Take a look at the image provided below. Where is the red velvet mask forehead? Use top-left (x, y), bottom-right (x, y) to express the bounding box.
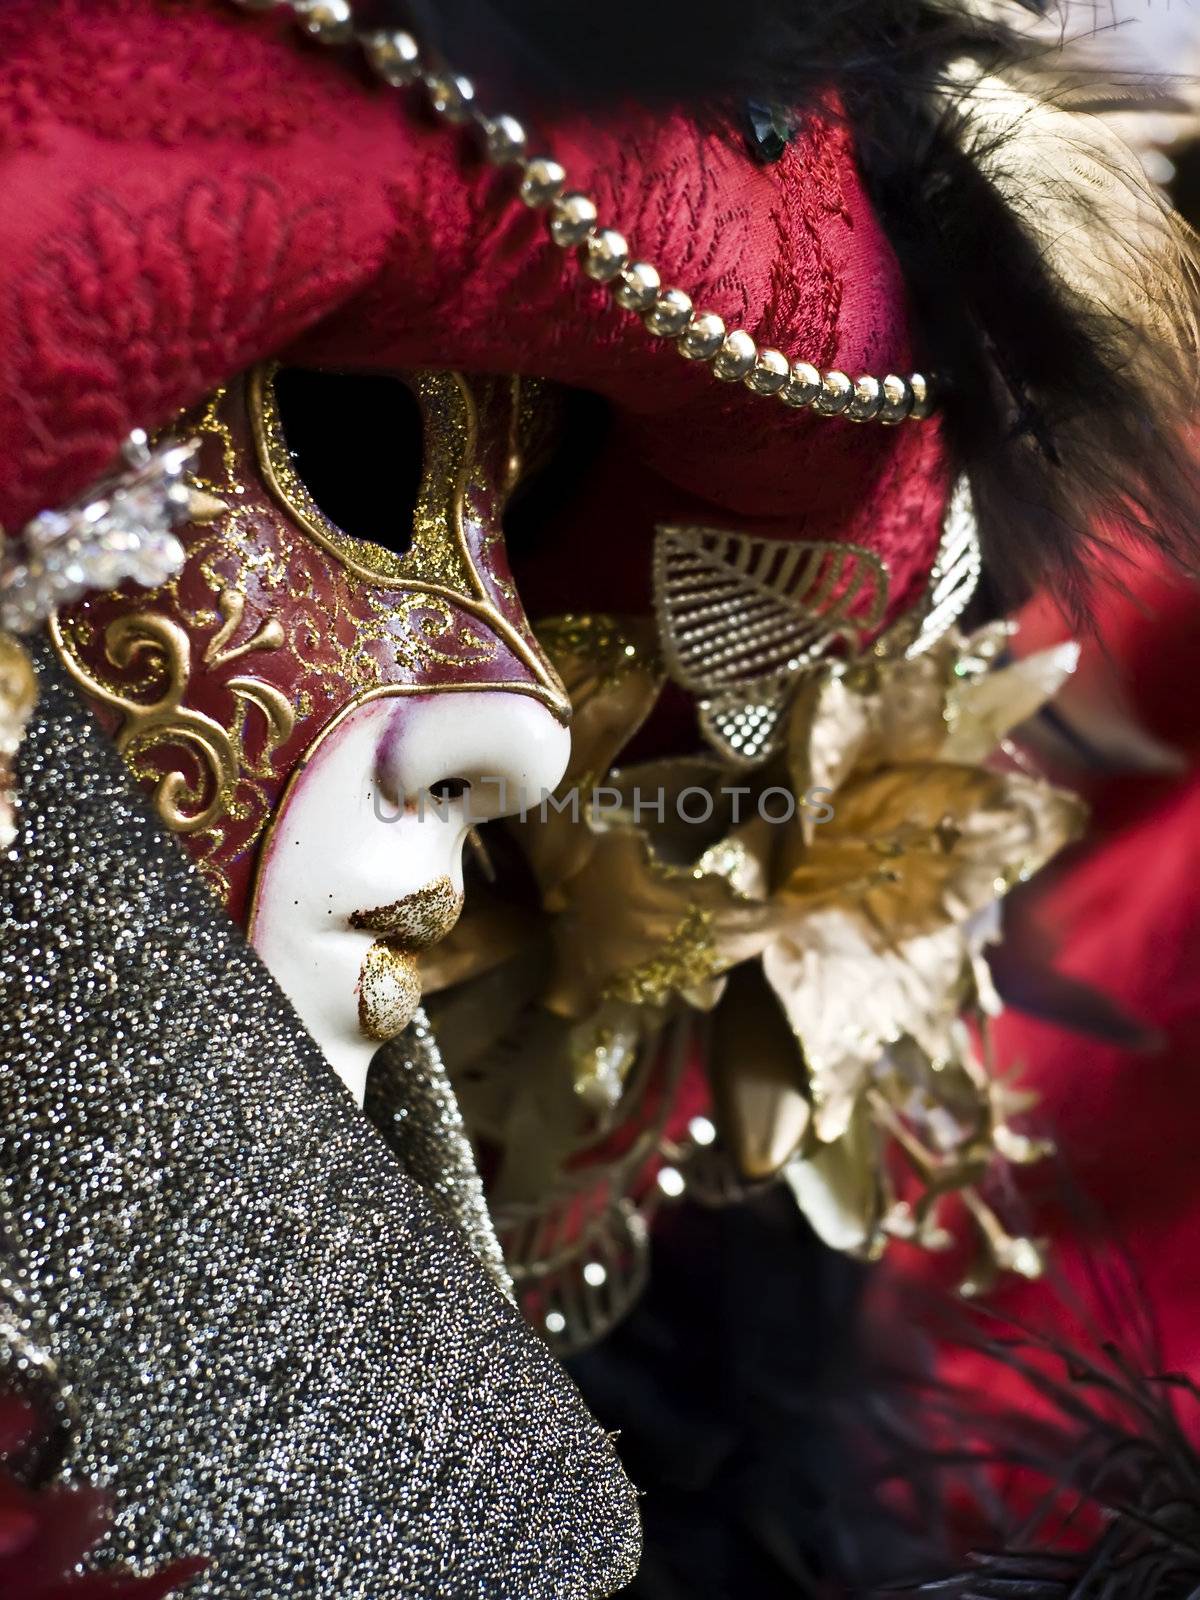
top-left (51, 368), bottom-right (568, 919)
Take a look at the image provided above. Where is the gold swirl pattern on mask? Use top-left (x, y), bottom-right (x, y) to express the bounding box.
top-left (58, 385), bottom-right (489, 795)
top-left (49, 605), bottom-right (295, 838)
top-left (48, 400), bottom-right (315, 898)
top-left (50, 400), bottom-right (303, 903)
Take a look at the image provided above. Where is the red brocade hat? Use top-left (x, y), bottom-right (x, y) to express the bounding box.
top-left (0, 0), bottom-right (947, 627)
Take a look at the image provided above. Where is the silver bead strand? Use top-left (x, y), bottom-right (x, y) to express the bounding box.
top-left (224, 0), bottom-right (934, 424)
top-left (581, 229), bottom-right (630, 284)
top-left (909, 374), bottom-right (933, 420)
top-left (846, 375), bottom-right (884, 423)
top-left (362, 29), bottom-right (422, 87)
top-left (878, 374), bottom-right (914, 425)
top-left (677, 313), bottom-right (726, 362)
top-left (780, 361), bottom-right (822, 408)
top-left (292, 0), bottom-right (354, 43)
top-left (519, 159), bottom-right (567, 208)
top-left (425, 71), bottom-right (476, 123)
top-left (745, 349), bottom-right (789, 396)
top-left (548, 194), bottom-right (599, 249)
top-left (644, 290), bottom-right (693, 339)
top-left (812, 371), bottom-right (853, 416)
top-left (711, 330), bottom-right (757, 382)
top-left (483, 114), bottom-right (528, 166)
top-left (612, 263), bottom-right (661, 313)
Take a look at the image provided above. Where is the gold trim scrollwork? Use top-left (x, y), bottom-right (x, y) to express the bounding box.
top-left (49, 596), bottom-right (295, 836)
top-left (250, 363), bottom-right (569, 722)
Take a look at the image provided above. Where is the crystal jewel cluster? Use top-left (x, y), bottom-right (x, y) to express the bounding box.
top-left (0, 433), bottom-right (195, 634)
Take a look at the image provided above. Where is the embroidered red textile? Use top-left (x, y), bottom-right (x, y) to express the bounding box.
top-left (0, 0), bottom-right (947, 629)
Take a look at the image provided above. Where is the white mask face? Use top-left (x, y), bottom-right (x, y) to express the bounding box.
top-left (249, 690), bottom-right (569, 1103)
top-left (54, 365), bottom-right (572, 1096)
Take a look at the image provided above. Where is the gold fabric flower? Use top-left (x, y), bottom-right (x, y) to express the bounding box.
top-left (425, 614), bottom-right (1084, 1303)
top-left (704, 624), bottom-right (1083, 1274)
top-left (755, 625), bottom-right (1084, 1140)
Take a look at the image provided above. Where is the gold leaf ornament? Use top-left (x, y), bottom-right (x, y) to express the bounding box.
top-left (730, 623), bottom-right (1084, 1269)
top-left (653, 524), bottom-right (886, 765)
top-left (654, 476), bottom-right (983, 765)
top-left (762, 626), bottom-right (1086, 1100)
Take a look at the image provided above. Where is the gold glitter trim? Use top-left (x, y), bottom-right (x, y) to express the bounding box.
top-left (250, 364), bottom-right (569, 718)
top-left (603, 904), bottom-right (720, 1008)
top-left (251, 363), bottom-right (475, 590)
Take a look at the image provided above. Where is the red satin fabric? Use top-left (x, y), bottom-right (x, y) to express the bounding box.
top-left (992, 563), bottom-right (1200, 1376)
top-left (883, 557), bottom-right (1200, 1409)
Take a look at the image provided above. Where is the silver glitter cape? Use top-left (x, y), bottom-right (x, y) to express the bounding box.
top-left (0, 646), bottom-right (641, 1599)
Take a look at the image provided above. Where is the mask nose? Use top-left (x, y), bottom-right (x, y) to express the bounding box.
top-left (374, 690), bottom-right (571, 826)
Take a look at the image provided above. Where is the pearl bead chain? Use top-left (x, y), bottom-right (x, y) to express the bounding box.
top-left (231, 0), bottom-right (934, 425)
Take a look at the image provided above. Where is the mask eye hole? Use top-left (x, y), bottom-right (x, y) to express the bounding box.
top-left (271, 368), bottom-right (423, 559)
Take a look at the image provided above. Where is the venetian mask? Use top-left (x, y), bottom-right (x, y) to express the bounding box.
top-left (50, 366), bottom-right (572, 1101)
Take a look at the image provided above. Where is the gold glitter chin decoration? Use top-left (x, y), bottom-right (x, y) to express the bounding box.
top-left (352, 876), bottom-right (468, 1045)
top-left (359, 940), bottom-right (424, 1042)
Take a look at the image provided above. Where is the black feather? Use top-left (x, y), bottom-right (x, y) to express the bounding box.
top-left (373, 0), bottom-right (1200, 617)
top-left (910, 1327), bottom-right (1200, 1600)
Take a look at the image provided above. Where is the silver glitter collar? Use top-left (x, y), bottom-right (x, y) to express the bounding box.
top-left (0, 647), bottom-right (639, 1598)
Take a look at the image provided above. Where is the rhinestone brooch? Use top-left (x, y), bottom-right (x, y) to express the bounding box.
top-left (0, 433), bottom-right (198, 634)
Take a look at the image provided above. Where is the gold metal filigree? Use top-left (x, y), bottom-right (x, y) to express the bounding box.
top-left (653, 524), bottom-right (886, 765)
top-left (655, 479), bottom-right (983, 766)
